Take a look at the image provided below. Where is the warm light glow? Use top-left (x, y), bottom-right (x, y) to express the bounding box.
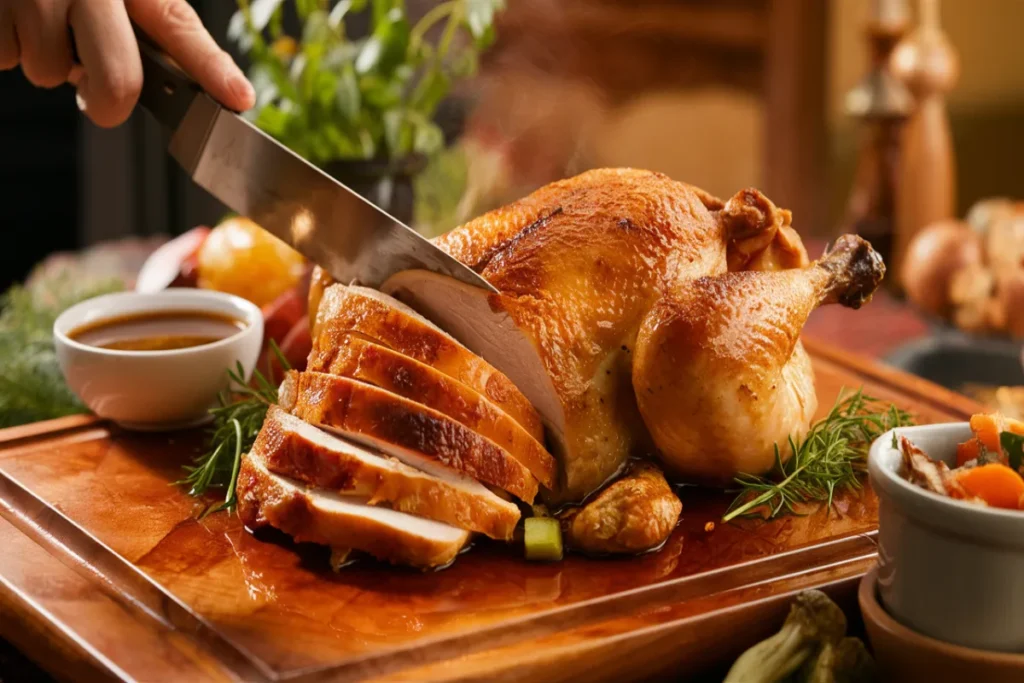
top-left (290, 208), bottom-right (315, 245)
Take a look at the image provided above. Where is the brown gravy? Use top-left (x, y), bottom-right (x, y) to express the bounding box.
top-left (68, 310), bottom-right (246, 351)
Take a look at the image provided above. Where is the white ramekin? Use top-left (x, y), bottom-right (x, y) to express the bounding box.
top-left (54, 288), bottom-right (263, 431)
top-left (869, 423), bottom-right (1024, 652)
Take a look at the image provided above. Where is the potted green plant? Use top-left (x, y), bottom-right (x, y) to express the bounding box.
top-left (229, 0), bottom-right (503, 224)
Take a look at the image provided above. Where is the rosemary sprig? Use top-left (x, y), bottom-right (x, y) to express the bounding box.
top-left (723, 388), bottom-right (913, 522)
top-left (177, 342), bottom-right (289, 513)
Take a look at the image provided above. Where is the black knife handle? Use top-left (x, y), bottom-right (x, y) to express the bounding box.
top-left (68, 24), bottom-right (209, 131)
top-left (135, 29), bottom-right (205, 131)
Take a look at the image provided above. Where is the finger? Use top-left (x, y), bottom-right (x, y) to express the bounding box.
top-left (11, 0), bottom-right (72, 86)
top-left (66, 63), bottom-right (87, 112)
top-left (126, 0), bottom-right (254, 111)
top-left (68, 0), bottom-right (143, 127)
top-left (0, 5), bottom-right (19, 70)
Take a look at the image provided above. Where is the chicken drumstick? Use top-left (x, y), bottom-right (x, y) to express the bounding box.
top-left (632, 235), bottom-right (885, 483)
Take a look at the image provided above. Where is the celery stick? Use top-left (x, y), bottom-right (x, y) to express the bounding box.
top-left (524, 517), bottom-right (563, 561)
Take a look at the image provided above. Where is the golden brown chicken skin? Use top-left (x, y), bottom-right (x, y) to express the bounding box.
top-left (562, 461), bottom-right (682, 555)
top-left (633, 235), bottom-right (884, 483)
top-left (434, 168), bottom-right (808, 503)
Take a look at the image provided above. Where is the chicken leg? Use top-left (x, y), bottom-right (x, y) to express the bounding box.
top-left (632, 235), bottom-right (885, 483)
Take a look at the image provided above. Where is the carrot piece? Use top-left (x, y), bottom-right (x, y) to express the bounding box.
top-left (1007, 417), bottom-right (1024, 436)
top-left (970, 414), bottom-right (1003, 452)
top-left (957, 437), bottom-right (983, 467)
top-left (954, 463), bottom-right (1024, 510)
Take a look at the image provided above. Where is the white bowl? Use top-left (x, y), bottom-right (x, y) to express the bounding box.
top-left (54, 289), bottom-right (263, 431)
top-left (869, 423), bottom-right (1024, 652)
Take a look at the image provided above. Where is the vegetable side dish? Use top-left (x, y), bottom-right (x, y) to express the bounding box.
top-left (898, 413), bottom-right (1024, 509)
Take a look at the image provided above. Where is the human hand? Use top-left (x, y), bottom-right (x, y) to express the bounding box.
top-left (0, 0), bottom-right (255, 127)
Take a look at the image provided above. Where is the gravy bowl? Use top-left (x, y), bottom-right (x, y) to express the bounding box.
top-left (54, 289), bottom-right (263, 431)
top-left (869, 423), bottom-right (1024, 652)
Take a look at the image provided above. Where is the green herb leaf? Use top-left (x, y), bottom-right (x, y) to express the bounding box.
top-left (302, 9), bottom-right (333, 49)
top-left (465, 0), bottom-right (504, 47)
top-left (371, 0), bottom-right (399, 24)
top-left (356, 7), bottom-right (409, 76)
top-left (255, 103), bottom-right (291, 137)
top-left (335, 63), bottom-right (361, 121)
top-left (230, 0), bottom-right (503, 167)
top-left (295, 0), bottom-right (319, 21)
top-left (328, 0), bottom-right (358, 29)
top-left (382, 107), bottom-right (410, 156)
top-left (410, 68), bottom-right (450, 117)
top-left (723, 388), bottom-right (913, 522)
top-left (0, 277), bottom-right (124, 428)
top-left (178, 342), bottom-right (291, 512)
top-left (354, 35), bottom-right (383, 74)
top-left (1001, 431), bottom-right (1024, 471)
top-left (412, 119), bottom-right (444, 155)
top-left (248, 0), bottom-right (286, 31)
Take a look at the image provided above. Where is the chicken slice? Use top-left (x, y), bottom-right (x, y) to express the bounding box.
top-left (308, 333), bottom-right (556, 488)
top-left (562, 462), bottom-right (682, 555)
top-left (280, 371), bottom-right (540, 503)
top-left (309, 284), bottom-right (544, 443)
top-left (381, 269), bottom-right (566, 465)
top-left (237, 455), bottom-right (470, 569)
top-left (253, 407), bottom-right (520, 539)
top-left (633, 235), bottom-right (885, 483)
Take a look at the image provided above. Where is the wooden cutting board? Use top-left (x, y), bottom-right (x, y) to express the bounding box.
top-left (0, 338), bottom-right (980, 683)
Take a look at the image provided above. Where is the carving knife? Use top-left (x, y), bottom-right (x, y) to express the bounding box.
top-left (131, 32), bottom-right (496, 293)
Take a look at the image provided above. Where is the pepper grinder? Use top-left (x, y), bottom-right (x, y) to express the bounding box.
top-left (890, 0), bottom-right (959, 290)
top-left (839, 0), bottom-right (914, 275)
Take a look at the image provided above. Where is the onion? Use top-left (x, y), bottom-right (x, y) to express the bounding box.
top-left (965, 197), bottom-right (1015, 236)
top-left (901, 220), bottom-right (983, 317)
top-left (985, 212), bottom-right (1024, 278)
top-left (949, 264), bottom-right (996, 333)
top-left (997, 271), bottom-right (1024, 339)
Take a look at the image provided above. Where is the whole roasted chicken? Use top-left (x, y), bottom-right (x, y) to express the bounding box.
top-left (294, 169), bottom-right (884, 560)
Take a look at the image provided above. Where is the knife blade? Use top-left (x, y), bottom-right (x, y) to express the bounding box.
top-left (134, 32), bottom-right (496, 293)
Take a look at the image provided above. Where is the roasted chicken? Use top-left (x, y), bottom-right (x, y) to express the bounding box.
top-left (382, 169), bottom-right (879, 507)
top-left (239, 168), bottom-right (884, 564)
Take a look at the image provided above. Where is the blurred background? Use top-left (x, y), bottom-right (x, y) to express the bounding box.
top-left (2, 0), bottom-right (1024, 421)
top-left (4, 0), bottom-right (1024, 292)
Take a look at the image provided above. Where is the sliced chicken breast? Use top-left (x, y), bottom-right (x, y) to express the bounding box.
top-left (381, 270), bottom-right (561, 432)
top-left (237, 455), bottom-right (471, 569)
top-left (308, 334), bottom-right (556, 489)
top-left (310, 284), bottom-right (544, 443)
top-left (253, 406), bottom-right (520, 539)
top-left (280, 371), bottom-right (540, 503)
